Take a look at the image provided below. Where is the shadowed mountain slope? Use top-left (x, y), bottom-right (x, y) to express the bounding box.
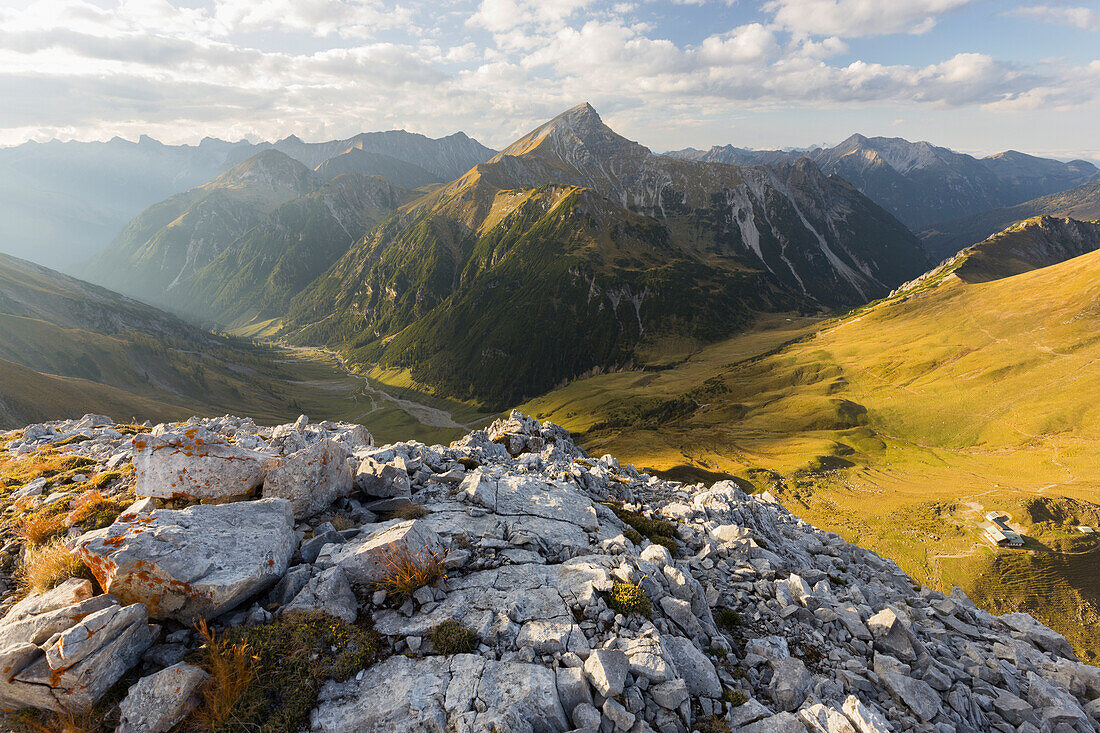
top-left (284, 104), bottom-right (927, 408)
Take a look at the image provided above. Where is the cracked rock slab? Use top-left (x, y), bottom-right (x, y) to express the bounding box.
top-left (461, 473), bottom-right (599, 531)
top-left (78, 498), bottom-right (296, 622)
top-left (0, 596), bottom-right (155, 713)
top-left (313, 653), bottom-right (569, 733)
top-left (373, 562), bottom-right (606, 656)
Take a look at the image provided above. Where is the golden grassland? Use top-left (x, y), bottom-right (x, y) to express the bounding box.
top-left (518, 251), bottom-right (1100, 663)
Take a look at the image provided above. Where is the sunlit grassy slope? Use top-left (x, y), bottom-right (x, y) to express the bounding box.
top-left (519, 244), bottom-right (1100, 662)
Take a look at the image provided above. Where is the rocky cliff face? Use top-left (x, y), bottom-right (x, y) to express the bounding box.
top-left (285, 104), bottom-right (926, 407)
top-left (2, 411), bottom-right (1098, 732)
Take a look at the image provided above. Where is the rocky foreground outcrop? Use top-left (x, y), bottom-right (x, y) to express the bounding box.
top-left (0, 411), bottom-right (1098, 732)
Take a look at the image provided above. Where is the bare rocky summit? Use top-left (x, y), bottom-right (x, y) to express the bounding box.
top-left (0, 411), bottom-right (1098, 731)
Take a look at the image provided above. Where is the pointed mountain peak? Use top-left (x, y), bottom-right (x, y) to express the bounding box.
top-left (497, 103), bottom-right (649, 168)
top-left (839, 133), bottom-right (871, 148)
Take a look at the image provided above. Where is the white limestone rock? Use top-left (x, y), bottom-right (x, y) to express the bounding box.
top-left (131, 427), bottom-right (278, 501)
top-left (78, 498), bottom-right (296, 622)
top-left (263, 439), bottom-right (353, 519)
top-left (323, 519), bottom-right (442, 586)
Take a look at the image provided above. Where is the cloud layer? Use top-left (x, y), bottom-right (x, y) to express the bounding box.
top-left (0, 0), bottom-right (1097, 155)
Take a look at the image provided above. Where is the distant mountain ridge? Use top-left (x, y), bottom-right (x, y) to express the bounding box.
top-left (0, 129), bottom-right (496, 269)
top-left (79, 151), bottom-right (416, 325)
top-left (80, 150), bottom-right (322, 306)
top-left (284, 103), bottom-right (928, 407)
top-left (920, 181), bottom-right (1100, 262)
top-left (669, 134), bottom-right (1100, 233)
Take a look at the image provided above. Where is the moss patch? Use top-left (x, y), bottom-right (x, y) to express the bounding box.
top-left (430, 620), bottom-right (478, 655)
top-left (607, 580), bottom-right (652, 618)
top-left (198, 611), bottom-right (382, 733)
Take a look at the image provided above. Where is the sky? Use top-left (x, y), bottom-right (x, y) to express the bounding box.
top-left (1, 0), bottom-right (1099, 161)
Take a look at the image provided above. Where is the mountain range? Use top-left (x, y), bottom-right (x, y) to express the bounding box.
top-left (79, 151), bottom-right (416, 327)
top-left (0, 130), bottom-right (495, 269)
top-left (669, 134), bottom-right (1100, 232)
top-left (280, 103), bottom-right (928, 406)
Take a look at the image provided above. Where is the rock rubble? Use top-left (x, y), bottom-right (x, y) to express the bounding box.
top-left (0, 410), bottom-right (1095, 732)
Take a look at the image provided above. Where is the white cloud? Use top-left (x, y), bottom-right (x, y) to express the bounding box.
top-left (0, 0), bottom-right (1095, 156)
top-left (1011, 4), bottom-right (1100, 31)
top-left (468, 0), bottom-right (593, 33)
top-left (212, 0), bottom-right (414, 38)
top-left (699, 23), bottom-right (781, 64)
top-left (762, 0), bottom-right (975, 37)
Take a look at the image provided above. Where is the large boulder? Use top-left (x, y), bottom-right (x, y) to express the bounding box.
top-left (867, 607), bottom-right (916, 661)
top-left (769, 656), bottom-right (812, 712)
top-left (79, 499), bottom-right (296, 622)
top-left (460, 473), bottom-right (599, 531)
top-left (132, 427), bottom-right (278, 501)
top-left (663, 634), bottom-right (722, 698)
top-left (1001, 612), bottom-right (1077, 659)
top-left (262, 439), bottom-right (353, 519)
top-left (0, 593), bottom-right (155, 712)
top-left (873, 654), bottom-right (941, 722)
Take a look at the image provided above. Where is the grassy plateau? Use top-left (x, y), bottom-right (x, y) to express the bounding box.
top-left (518, 250), bottom-right (1100, 663)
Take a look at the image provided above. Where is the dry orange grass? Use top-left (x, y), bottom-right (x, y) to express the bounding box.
top-left (391, 503), bottom-right (429, 520)
top-left (190, 619), bottom-right (256, 731)
top-left (11, 706), bottom-right (103, 733)
top-left (18, 539), bottom-right (88, 594)
top-left (18, 513), bottom-right (66, 546)
top-left (375, 545), bottom-right (447, 600)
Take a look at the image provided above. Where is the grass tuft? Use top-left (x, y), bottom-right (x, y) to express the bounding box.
top-left (191, 619), bottom-right (255, 732)
top-left (723, 688), bottom-right (748, 707)
top-left (66, 490), bottom-right (130, 531)
top-left (18, 540), bottom-right (90, 594)
top-left (715, 608), bottom-right (741, 630)
top-left (695, 714), bottom-right (732, 733)
top-left (602, 501), bottom-right (678, 548)
top-left (430, 620), bottom-right (478, 655)
top-left (607, 580), bottom-right (652, 618)
top-left (374, 545), bottom-right (447, 601)
top-left (390, 503), bottom-right (429, 520)
top-left (18, 513), bottom-right (67, 546)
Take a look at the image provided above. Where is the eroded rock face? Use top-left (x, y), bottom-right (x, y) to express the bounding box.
top-left (262, 438), bottom-right (353, 519)
top-left (78, 498), bottom-right (295, 621)
top-left (0, 588), bottom-right (155, 712)
top-left (132, 427), bottom-right (278, 501)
